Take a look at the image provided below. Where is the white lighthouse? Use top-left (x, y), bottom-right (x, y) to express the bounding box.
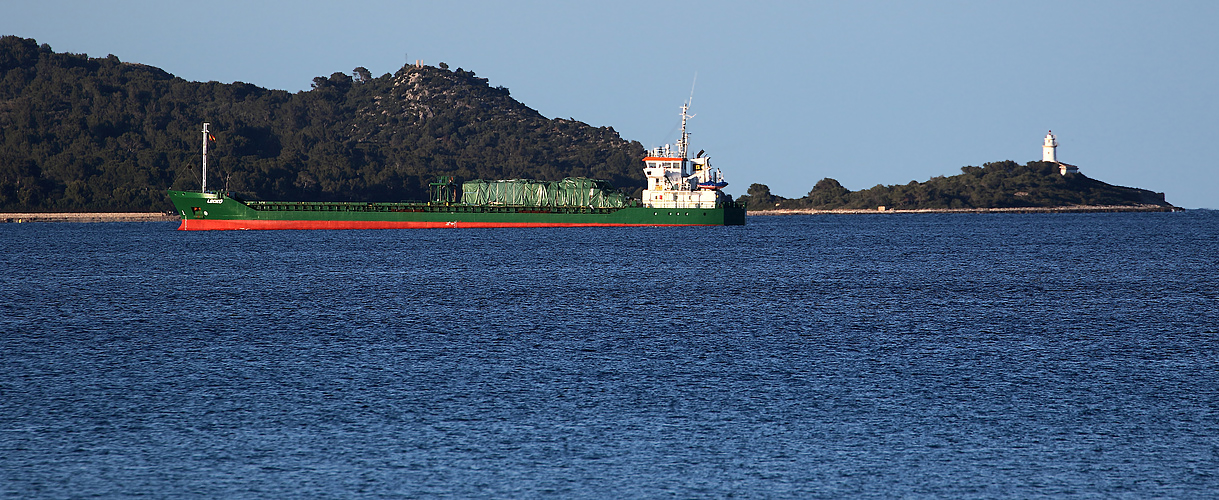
top-left (1042, 130), bottom-right (1079, 175)
top-left (1042, 130), bottom-right (1057, 162)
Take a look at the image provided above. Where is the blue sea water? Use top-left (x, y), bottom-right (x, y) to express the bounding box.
top-left (1, 212), bottom-right (1217, 498)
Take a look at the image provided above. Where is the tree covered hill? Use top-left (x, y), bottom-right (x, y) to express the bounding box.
top-left (0, 36), bottom-right (647, 211)
top-left (739, 160), bottom-right (1173, 211)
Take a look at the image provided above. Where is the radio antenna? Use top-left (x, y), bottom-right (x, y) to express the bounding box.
top-left (201, 122), bottom-right (209, 193)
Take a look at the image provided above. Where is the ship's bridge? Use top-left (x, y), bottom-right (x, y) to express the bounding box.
top-left (641, 154), bottom-right (725, 208)
top-left (644, 156), bottom-right (687, 179)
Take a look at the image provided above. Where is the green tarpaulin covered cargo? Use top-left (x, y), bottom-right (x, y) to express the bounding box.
top-left (462, 178), bottom-right (629, 208)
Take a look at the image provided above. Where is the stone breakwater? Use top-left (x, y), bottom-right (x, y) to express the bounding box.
top-left (749, 204), bottom-right (1180, 215)
top-left (1, 212), bottom-right (178, 223)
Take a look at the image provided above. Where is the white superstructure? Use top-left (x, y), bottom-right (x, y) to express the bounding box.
top-left (641, 102), bottom-right (731, 209)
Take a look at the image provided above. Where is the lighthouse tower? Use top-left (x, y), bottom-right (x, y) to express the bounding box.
top-left (1042, 130), bottom-right (1079, 175)
top-left (1042, 130), bottom-right (1057, 162)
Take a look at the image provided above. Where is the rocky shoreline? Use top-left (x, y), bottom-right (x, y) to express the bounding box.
top-left (749, 204), bottom-right (1181, 215)
top-left (0, 212), bottom-right (178, 223)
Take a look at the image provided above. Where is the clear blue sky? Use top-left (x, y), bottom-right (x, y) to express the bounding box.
top-left (6, 0), bottom-right (1217, 208)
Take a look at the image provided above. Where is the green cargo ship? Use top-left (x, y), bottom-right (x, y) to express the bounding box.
top-left (168, 102), bottom-right (744, 230)
top-left (167, 189), bottom-right (744, 230)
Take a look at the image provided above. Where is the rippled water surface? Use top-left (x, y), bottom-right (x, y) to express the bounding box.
top-left (2, 212), bottom-right (1218, 498)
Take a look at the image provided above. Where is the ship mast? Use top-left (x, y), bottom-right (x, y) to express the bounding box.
top-left (678, 76), bottom-right (695, 161)
top-left (201, 122), bottom-right (210, 193)
top-left (678, 102), bottom-right (689, 160)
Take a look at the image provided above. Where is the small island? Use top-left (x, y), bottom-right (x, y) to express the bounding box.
top-left (740, 131), bottom-right (1176, 213)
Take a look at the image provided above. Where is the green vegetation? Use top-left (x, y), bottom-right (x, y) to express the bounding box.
top-left (0, 36), bottom-right (646, 211)
top-left (737, 161), bottom-right (1171, 211)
